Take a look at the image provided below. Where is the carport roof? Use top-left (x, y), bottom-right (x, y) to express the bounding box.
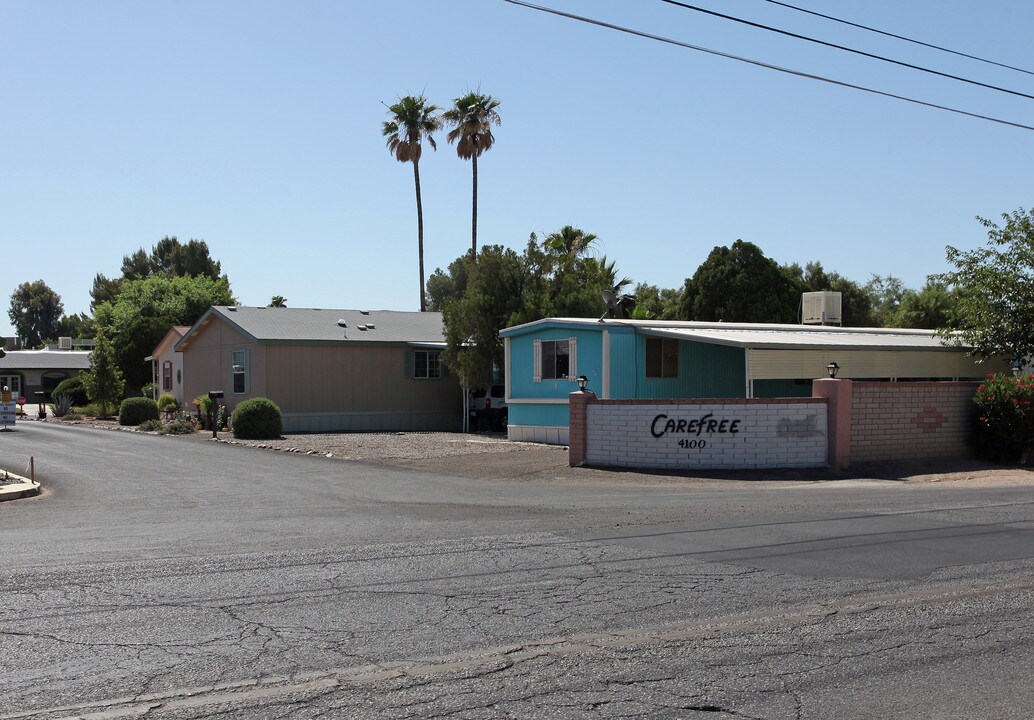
top-left (501, 318), bottom-right (967, 352)
top-left (177, 306), bottom-right (446, 349)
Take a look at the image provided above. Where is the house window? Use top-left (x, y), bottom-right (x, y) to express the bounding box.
top-left (645, 338), bottom-right (679, 378)
top-left (162, 361), bottom-right (173, 391)
top-left (534, 338), bottom-right (578, 381)
top-left (231, 350), bottom-right (248, 394)
top-left (0, 375), bottom-right (21, 397)
top-left (414, 350), bottom-right (441, 379)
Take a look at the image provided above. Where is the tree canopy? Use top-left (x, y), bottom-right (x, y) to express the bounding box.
top-left (679, 240), bottom-right (800, 323)
top-left (8, 280), bottom-right (63, 347)
top-left (94, 274), bottom-right (234, 394)
top-left (934, 207), bottom-right (1034, 362)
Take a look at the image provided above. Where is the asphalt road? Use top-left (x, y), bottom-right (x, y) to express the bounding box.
top-left (1, 421), bottom-right (1032, 719)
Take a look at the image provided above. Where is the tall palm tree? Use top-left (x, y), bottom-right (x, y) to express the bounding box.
top-left (443, 91), bottom-right (501, 258)
top-left (383, 95), bottom-right (442, 312)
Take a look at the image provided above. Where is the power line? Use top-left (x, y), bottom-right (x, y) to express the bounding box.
top-left (658, 0), bottom-right (1034, 101)
top-left (501, 0), bottom-right (1034, 132)
top-left (759, 0), bottom-right (1034, 77)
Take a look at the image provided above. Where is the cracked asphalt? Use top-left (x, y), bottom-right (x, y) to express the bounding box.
top-left (1, 421), bottom-right (1032, 719)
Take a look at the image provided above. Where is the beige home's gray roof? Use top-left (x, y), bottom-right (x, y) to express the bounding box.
top-left (502, 317), bottom-right (965, 352)
top-left (0, 350), bottom-right (92, 371)
top-left (178, 306), bottom-right (446, 348)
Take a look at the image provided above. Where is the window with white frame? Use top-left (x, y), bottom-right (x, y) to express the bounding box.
top-left (414, 350), bottom-right (442, 379)
top-left (231, 350), bottom-right (248, 394)
top-left (533, 338), bottom-right (577, 381)
top-left (163, 361), bottom-right (173, 391)
top-left (0, 375), bottom-right (21, 397)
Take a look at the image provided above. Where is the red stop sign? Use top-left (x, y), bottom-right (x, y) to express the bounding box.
top-left (17, 396), bottom-right (25, 406)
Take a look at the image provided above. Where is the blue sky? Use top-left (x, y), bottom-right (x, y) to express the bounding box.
top-left (3, 0), bottom-right (1032, 338)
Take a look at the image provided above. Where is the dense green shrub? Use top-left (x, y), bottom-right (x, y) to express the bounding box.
top-left (973, 372), bottom-right (1034, 463)
top-left (230, 398), bottom-right (283, 440)
top-left (138, 419), bottom-right (164, 432)
top-left (51, 376), bottom-right (88, 406)
top-left (157, 394), bottom-right (179, 414)
top-left (119, 397), bottom-right (160, 426)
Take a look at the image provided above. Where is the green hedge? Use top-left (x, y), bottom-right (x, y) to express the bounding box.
top-left (52, 376), bottom-right (89, 406)
top-left (230, 398), bottom-right (283, 439)
top-left (119, 397), bottom-right (160, 426)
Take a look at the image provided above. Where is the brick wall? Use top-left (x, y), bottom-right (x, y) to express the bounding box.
top-left (581, 398), bottom-right (828, 470)
top-left (849, 382), bottom-right (978, 462)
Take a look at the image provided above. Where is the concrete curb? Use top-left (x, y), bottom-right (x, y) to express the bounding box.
top-left (0, 471), bottom-right (41, 502)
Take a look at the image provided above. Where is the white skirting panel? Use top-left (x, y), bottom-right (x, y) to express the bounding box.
top-left (506, 424), bottom-right (570, 446)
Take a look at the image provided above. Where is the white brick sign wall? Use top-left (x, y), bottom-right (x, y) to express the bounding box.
top-left (585, 401), bottom-right (828, 470)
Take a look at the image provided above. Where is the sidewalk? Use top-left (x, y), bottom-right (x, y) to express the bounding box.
top-left (0, 468), bottom-right (40, 502)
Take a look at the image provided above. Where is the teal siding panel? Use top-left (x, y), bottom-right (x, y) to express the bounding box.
top-left (608, 331), bottom-right (638, 398)
top-left (636, 337), bottom-right (745, 399)
top-left (509, 403), bottom-right (570, 427)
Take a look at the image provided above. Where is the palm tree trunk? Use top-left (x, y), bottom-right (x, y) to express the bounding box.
top-left (471, 154), bottom-right (478, 259)
top-left (413, 160), bottom-right (427, 312)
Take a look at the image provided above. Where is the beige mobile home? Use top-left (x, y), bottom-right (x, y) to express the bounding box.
top-left (176, 306), bottom-right (461, 433)
top-left (146, 326), bottom-right (189, 405)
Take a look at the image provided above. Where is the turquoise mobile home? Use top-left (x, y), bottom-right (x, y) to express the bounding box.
top-left (499, 318), bottom-right (1003, 444)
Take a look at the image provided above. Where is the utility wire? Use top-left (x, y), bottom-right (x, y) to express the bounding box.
top-left (760, 0), bottom-right (1034, 77)
top-left (658, 0), bottom-right (1034, 101)
top-left (501, 0), bottom-right (1034, 132)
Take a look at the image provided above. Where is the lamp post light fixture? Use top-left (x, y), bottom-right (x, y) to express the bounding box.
top-left (576, 375), bottom-right (589, 392)
top-left (826, 362), bottom-right (840, 379)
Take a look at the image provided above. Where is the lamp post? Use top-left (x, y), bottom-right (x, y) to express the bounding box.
top-left (826, 362), bottom-right (840, 379)
top-left (576, 375), bottom-right (589, 392)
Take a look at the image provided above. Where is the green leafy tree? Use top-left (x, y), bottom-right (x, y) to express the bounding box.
top-left (54, 312), bottom-right (95, 340)
top-left (8, 280), bottom-right (63, 347)
top-left (865, 274), bottom-right (908, 327)
top-left (887, 279), bottom-right (958, 329)
top-left (443, 91), bottom-right (501, 257)
top-left (90, 273), bottom-right (123, 311)
top-left (383, 95), bottom-right (442, 312)
top-left (92, 237), bottom-right (223, 309)
top-left (629, 283), bottom-right (682, 320)
top-left (679, 241), bottom-right (800, 323)
top-left (94, 274), bottom-right (235, 393)
top-left (268, 295), bottom-right (287, 307)
top-left (934, 208), bottom-right (1034, 361)
top-left (80, 327), bottom-right (125, 418)
top-left (435, 245), bottom-right (529, 389)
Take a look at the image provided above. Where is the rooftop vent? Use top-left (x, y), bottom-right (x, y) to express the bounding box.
top-left (802, 291), bottom-right (842, 326)
top-left (358, 325), bottom-right (368, 331)
top-left (360, 310), bottom-right (370, 315)
top-left (337, 320), bottom-right (347, 327)
top-left (366, 323), bottom-right (375, 329)
top-left (227, 306), bottom-right (237, 312)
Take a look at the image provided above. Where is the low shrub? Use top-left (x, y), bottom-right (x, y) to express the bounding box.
top-left (51, 376), bottom-right (88, 406)
top-left (76, 402), bottom-right (103, 418)
top-left (165, 412), bottom-right (197, 435)
top-left (119, 397), bottom-right (160, 426)
top-left (53, 394), bottom-right (73, 418)
top-left (157, 394), bottom-right (179, 414)
top-left (138, 419), bottom-right (164, 432)
top-left (63, 410), bottom-right (83, 421)
top-left (230, 398), bottom-right (283, 440)
top-left (973, 372), bottom-right (1034, 463)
